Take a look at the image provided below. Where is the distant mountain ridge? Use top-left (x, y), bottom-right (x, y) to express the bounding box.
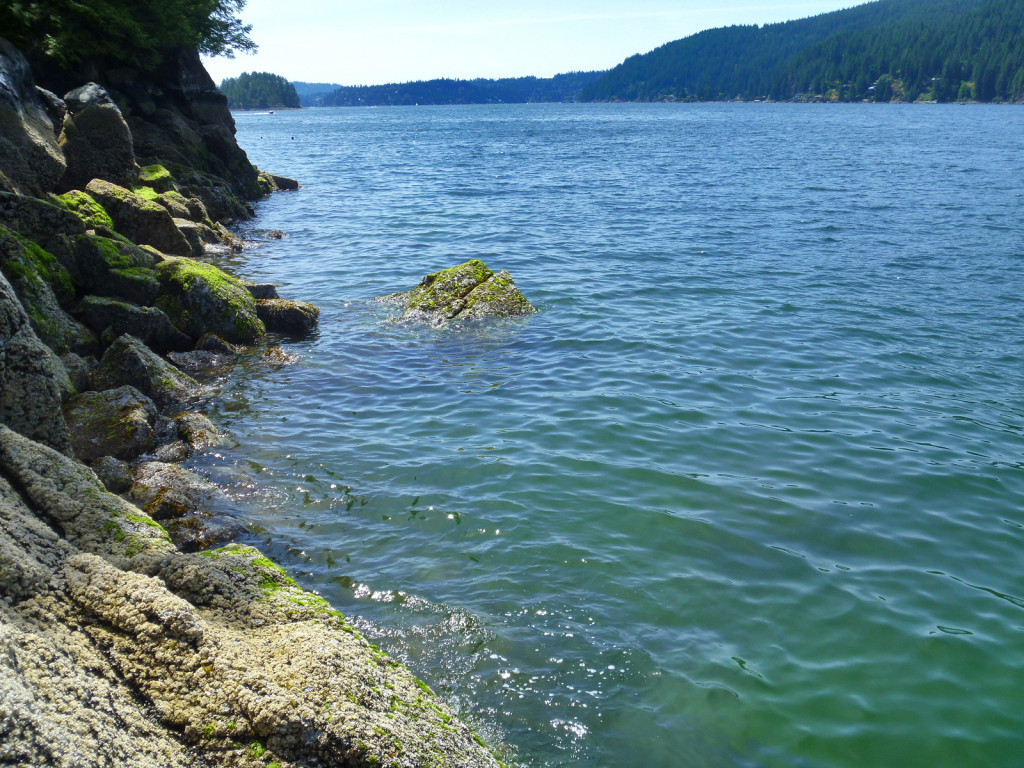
top-left (298, 72), bottom-right (604, 107)
top-left (582, 0), bottom-right (1024, 103)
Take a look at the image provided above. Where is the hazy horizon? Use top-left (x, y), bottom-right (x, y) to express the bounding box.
top-left (202, 0), bottom-right (863, 87)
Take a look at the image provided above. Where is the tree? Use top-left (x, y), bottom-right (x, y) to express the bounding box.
top-left (0, 0), bottom-right (255, 71)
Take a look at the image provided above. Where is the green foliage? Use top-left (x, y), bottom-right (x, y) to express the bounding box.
top-left (313, 72), bottom-right (604, 107)
top-left (0, 0), bottom-right (255, 71)
top-left (219, 72), bottom-right (301, 109)
top-left (583, 0), bottom-right (1024, 103)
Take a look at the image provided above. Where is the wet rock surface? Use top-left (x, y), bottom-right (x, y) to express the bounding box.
top-left (90, 333), bottom-right (201, 409)
top-left (387, 258), bottom-right (536, 327)
top-left (155, 256), bottom-right (265, 343)
top-left (0, 424), bottom-right (502, 767)
top-left (255, 297), bottom-right (320, 334)
top-left (63, 385), bottom-right (158, 462)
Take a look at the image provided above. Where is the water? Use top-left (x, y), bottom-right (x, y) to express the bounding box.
top-left (195, 103), bottom-right (1024, 767)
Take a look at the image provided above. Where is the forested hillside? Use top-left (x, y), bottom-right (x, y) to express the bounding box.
top-left (583, 0), bottom-right (1024, 102)
top-left (219, 72), bottom-right (300, 109)
top-left (314, 72), bottom-right (603, 107)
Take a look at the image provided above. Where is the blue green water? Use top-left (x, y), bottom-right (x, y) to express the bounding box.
top-left (197, 103), bottom-right (1024, 767)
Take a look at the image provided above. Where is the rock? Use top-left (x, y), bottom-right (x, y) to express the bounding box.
top-left (241, 279), bottom-right (279, 299)
top-left (63, 233), bottom-right (162, 305)
top-left (106, 48), bottom-right (262, 220)
top-left (0, 423), bottom-right (500, 768)
top-left (58, 83), bottom-right (136, 190)
top-left (0, 40), bottom-right (66, 195)
top-left (85, 179), bottom-right (192, 256)
top-left (136, 163), bottom-right (176, 193)
top-left (63, 385), bottom-right (158, 462)
top-left (173, 411), bottom-right (225, 450)
top-left (90, 334), bottom-right (200, 409)
top-left (153, 190), bottom-right (191, 219)
top-left (195, 332), bottom-right (238, 353)
top-left (0, 270), bottom-right (72, 453)
top-left (262, 346), bottom-right (297, 367)
top-left (166, 349), bottom-right (232, 372)
top-left (270, 173), bottom-right (299, 191)
top-left (90, 455), bottom-right (134, 493)
top-left (154, 256), bottom-right (265, 343)
top-left (265, 228), bottom-right (285, 239)
top-left (129, 461), bottom-right (246, 550)
top-left (388, 259), bottom-right (536, 327)
top-left (35, 86), bottom-right (66, 128)
top-left (77, 295), bottom-right (192, 353)
top-left (0, 225), bottom-right (99, 355)
top-left (255, 297), bottom-right (320, 334)
top-left (50, 189), bottom-right (120, 237)
top-left (0, 190), bottom-right (86, 249)
top-left (60, 352), bottom-right (95, 392)
top-left (172, 217), bottom-right (220, 256)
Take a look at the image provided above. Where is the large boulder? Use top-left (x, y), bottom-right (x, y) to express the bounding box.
top-left (85, 179), bottom-right (191, 256)
top-left (0, 271), bottom-right (72, 453)
top-left (387, 259), bottom-right (536, 327)
top-left (154, 257), bottom-right (264, 343)
top-left (0, 39), bottom-right (66, 195)
top-left (58, 83), bottom-right (136, 191)
top-left (0, 225), bottom-right (98, 355)
top-left (90, 334), bottom-right (200, 409)
top-left (63, 386), bottom-right (158, 462)
top-left (77, 295), bottom-right (191, 353)
top-left (255, 297), bottom-right (320, 334)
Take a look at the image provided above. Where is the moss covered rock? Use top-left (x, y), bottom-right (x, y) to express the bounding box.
top-left (255, 297), bottom-right (320, 334)
top-left (0, 225), bottom-right (98, 355)
top-left (136, 163), bottom-right (176, 193)
top-left (51, 190), bottom-right (119, 237)
top-left (90, 334), bottom-right (200, 409)
top-left (155, 257), bottom-right (265, 343)
top-left (85, 179), bottom-right (191, 256)
top-left (0, 271), bottom-right (73, 453)
top-left (77, 295), bottom-right (192, 353)
top-left (63, 385), bottom-right (158, 462)
top-left (390, 259), bottom-right (536, 327)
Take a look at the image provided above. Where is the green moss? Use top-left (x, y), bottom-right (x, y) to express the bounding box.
top-left (202, 723), bottom-right (216, 739)
top-left (133, 186), bottom-right (161, 202)
top-left (137, 164), bottom-right (174, 190)
top-left (0, 227), bottom-right (75, 303)
top-left (155, 257), bottom-right (265, 342)
top-left (52, 190), bottom-right (118, 234)
top-left (247, 741), bottom-right (266, 759)
top-left (405, 260), bottom-right (494, 314)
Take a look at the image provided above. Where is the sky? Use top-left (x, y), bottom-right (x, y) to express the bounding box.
top-left (202, 0), bottom-right (863, 87)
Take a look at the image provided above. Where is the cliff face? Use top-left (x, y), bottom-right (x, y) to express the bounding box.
top-left (0, 39), bottom-right (502, 768)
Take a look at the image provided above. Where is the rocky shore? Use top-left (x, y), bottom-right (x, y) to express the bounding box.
top-left (0, 38), bottom-right (502, 768)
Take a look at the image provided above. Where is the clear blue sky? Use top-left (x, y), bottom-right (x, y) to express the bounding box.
top-left (202, 0), bottom-right (862, 86)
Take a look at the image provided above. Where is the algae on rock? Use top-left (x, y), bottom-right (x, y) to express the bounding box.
top-left (388, 259), bottom-right (536, 327)
top-left (155, 256), bottom-right (265, 343)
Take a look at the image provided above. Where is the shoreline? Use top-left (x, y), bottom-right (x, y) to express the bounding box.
top-left (0, 38), bottom-right (506, 768)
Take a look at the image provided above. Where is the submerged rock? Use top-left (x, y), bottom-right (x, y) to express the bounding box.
top-left (129, 461), bottom-right (245, 550)
top-left (388, 258), bottom-right (536, 327)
